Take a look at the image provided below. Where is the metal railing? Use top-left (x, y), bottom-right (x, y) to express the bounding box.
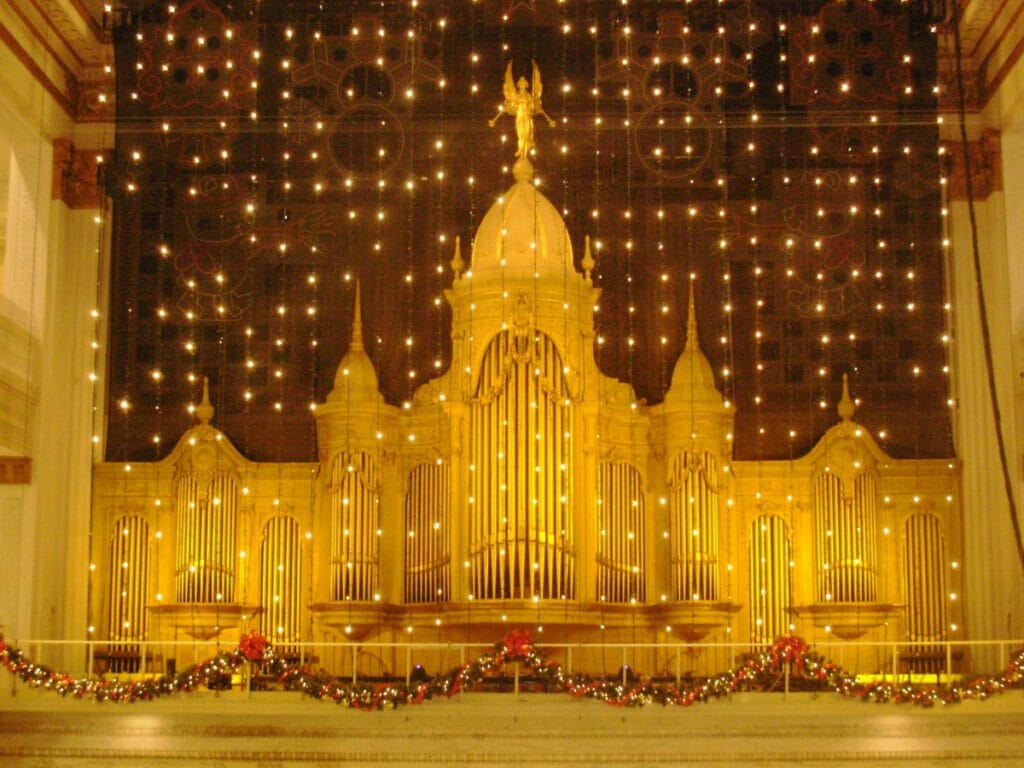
top-left (5, 636), bottom-right (1022, 696)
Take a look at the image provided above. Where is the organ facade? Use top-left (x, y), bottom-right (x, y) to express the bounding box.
top-left (90, 156), bottom-right (962, 673)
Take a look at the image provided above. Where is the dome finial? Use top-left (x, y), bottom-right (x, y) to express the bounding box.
top-left (581, 235), bottom-right (595, 282)
top-left (450, 235), bottom-right (464, 279)
top-left (837, 373), bottom-right (856, 422)
top-left (350, 280), bottom-right (364, 353)
top-left (684, 276), bottom-right (700, 352)
top-left (512, 155), bottom-right (534, 182)
top-left (196, 376), bottom-right (214, 424)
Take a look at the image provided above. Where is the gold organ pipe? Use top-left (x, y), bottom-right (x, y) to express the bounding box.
top-left (518, 340), bottom-right (528, 597)
top-left (209, 479), bottom-right (217, 600)
top-left (856, 474), bottom-right (878, 601)
top-left (815, 472), bottom-right (879, 603)
top-left (546, 375), bottom-right (554, 597)
top-left (172, 473), bottom-right (237, 604)
top-left (108, 516), bottom-right (149, 653)
top-left (904, 514), bottom-right (946, 645)
top-left (329, 452), bottom-right (379, 601)
top-left (550, 390), bottom-right (560, 597)
top-left (108, 522), bottom-right (121, 638)
top-left (531, 349), bottom-right (541, 597)
top-left (749, 515), bottom-right (792, 646)
top-left (596, 463), bottom-right (645, 603)
top-left (200, 487), bottom-right (209, 601)
top-left (330, 458), bottom-right (341, 599)
top-left (469, 331), bottom-right (572, 600)
top-left (529, 338), bottom-right (539, 597)
top-left (261, 516), bottom-right (300, 646)
top-left (511, 344), bottom-right (520, 595)
top-left (670, 452), bottom-right (719, 601)
top-left (815, 474), bottom-right (834, 601)
top-left (404, 463), bottom-right (450, 603)
top-left (174, 476), bottom-right (196, 601)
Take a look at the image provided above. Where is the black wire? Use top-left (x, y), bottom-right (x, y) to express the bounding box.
top-left (949, 0), bottom-right (1024, 578)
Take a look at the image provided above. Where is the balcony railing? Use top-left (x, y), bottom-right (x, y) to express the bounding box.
top-left (4, 636), bottom-right (1020, 699)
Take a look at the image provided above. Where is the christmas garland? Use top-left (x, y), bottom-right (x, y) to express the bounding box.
top-left (1, 630), bottom-right (1022, 710)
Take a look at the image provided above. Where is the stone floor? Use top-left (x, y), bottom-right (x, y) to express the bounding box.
top-left (2, 689), bottom-right (1024, 766)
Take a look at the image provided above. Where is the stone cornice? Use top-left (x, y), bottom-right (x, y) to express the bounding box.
top-left (0, 0), bottom-right (113, 121)
top-left (31, 0), bottom-right (108, 69)
top-left (939, 0), bottom-right (1024, 111)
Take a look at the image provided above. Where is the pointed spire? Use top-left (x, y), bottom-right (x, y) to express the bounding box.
top-left (837, 373), bottom-right (856, 422)
top-left (666, 275), bottom-right (725, 411)
top-left (350, 280), bottom-right (364, 353)
top-left (684, 277), bottom-right (699, 352)
top-left (450, 235), bottom-right (464, 280)
top-left (329, 279), bottom-right (382, 403)
top-left (196, 376), bottom-right (214, 424)
top-left (581, 235), bottom-right (595, 282)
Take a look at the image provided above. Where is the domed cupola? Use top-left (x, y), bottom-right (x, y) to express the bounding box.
top-left (469, 159), bottom-right (573, 279)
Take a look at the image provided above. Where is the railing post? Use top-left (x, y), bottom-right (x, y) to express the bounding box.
top-left (514, 661), bottom-right (519, 697)
top-left (567, 645), bottom-right (573, 675)
top-left (892, 643), bottom-right (899, 696)
top-left (405, 645), bottom-right (412, 688)
top-left (675, 648), bottom-right (681, 689)
top-left (352, 644), bottom-right (358, 684)
top-left (459, 646), bottom-right (465, 701)
top-left (946, 642), bottom-right (953, 688)
top-left (621, 647), bottom-right (627, 686)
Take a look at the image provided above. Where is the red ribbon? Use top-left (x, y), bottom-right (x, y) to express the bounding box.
top-left (239, 631), bottom-right (268, 661)
top-left (771, 635), bottom-right (808, 671)
top-left (501, 629), bottom-right (533, 661)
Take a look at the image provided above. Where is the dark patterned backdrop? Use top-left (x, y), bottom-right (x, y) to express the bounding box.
top-left (107, 0), bottom-right (949, 462)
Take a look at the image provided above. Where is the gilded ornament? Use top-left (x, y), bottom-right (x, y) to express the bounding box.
top-left (488, 61), bottom-right (555, 162)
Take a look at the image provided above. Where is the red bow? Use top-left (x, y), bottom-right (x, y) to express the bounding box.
top-left (239, 631), bottom-right (268, 661)
top-left (771, 635), bottom-right (808, 671)
top-left (502, 629), bottom-right (533, 661)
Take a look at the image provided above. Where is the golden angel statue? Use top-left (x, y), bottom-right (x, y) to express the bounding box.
top-left (488, 60), bottom-right (556, 159)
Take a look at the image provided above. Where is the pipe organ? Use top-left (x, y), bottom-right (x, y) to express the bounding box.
top-left (596, 462), bottom-right (646, 604)
top-left (814, 471), bottom-right (878, 604)
top-left (173, 472), bottom-right (238, 604)
top-left (260, 516), bottom-right (302, 645)
top-left (90, 161), bottom-right (962, 660)
top-left (329, 451), bottom-right (380, 602)
top-left (903, 513), bottom-right (947, 643)
top-left (469, 330), bottom-right (575, 601)
top-left (668, 451), bottom-right (721, 602)
top-left (107, 515), bottom-right (150, 647)
top-left (749, 515), bottom-right (793, 646)
top-left (404, 462), bottom-right (451, 603)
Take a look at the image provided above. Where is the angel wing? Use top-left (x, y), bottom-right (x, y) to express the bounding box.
top-left (502, 61), bottom-right (516, 104)
top-left (532, 60), bottom-right (543, 105)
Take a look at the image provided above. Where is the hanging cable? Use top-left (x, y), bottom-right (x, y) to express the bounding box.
top-left (948, 0), bottom-right (1024, 576)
